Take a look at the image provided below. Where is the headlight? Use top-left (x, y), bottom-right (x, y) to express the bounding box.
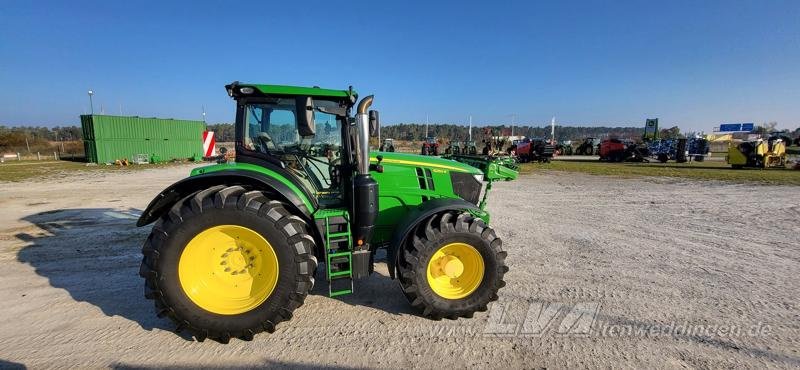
top-left (473, 173), bottom-right (484, 183)
top-left (240, 87), bottom-right (255, 94)
top-left (450, 172), bottom-right (482, 205)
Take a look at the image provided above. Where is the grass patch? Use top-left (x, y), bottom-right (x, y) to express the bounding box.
top-left (522, 159), bottom-right (800, 185)
top-left (0, 160), bottom-right (196, 182)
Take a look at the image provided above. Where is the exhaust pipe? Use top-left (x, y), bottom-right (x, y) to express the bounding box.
top-left (355, 95), bottom-right (374, 175)
top-left (352, 96), bottom-right (378, 264)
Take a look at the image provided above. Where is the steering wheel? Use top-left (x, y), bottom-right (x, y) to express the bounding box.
top-left (256, 132), bottom-right (274, 151)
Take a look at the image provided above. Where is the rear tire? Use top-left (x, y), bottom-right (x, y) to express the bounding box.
top-left (139, 186), bottom-right (317, 343)
top-left (398, 212), bottom-right (508, 320)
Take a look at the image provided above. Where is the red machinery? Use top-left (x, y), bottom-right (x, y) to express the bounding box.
top-left (421, 136), bottom-right (440, 155)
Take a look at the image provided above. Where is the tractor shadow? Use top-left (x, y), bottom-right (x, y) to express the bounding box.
top-left (308, 250), bottom-right (418, 316)
top-left (15, 207), bottom-right (415, 335)
top-left (15, 208), bottom-right (185, 337)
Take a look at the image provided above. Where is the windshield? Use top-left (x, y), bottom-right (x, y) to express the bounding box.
top-left (243, 98), bottom-right (343, 153)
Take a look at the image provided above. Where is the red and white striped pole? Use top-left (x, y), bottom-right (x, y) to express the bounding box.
top-left (202, 130), bottom-right (216, 157)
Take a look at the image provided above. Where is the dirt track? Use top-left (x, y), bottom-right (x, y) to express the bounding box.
top-left (1, 165), bottom-right (798, 369)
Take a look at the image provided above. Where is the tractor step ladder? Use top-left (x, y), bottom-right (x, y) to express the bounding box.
top-left (314, 209), bottom-right (353, 297)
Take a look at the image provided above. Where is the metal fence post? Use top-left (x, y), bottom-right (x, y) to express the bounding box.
top-left (17, 152), bottom-right (21, 161)
top-left (37, 152), bottom-right (41, 160)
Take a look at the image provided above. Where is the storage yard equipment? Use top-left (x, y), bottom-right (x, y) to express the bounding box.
top-left (599, 139), bottom-right (650, 162)
top-left (137, 82), bottom-right (518, 342)
top-left (556, 140), bottom-right (573, 155)
top-left (727, 137), bottom-right (787, 168)
top-left (81, 115), bottom-right (204, 163)
top-left (421, 136), bottom-right (440, 155)
top-left (379, 138), bottom-right (395, 152)
top-left (648, 138), bottom-right (708, 163)
top-left (575, 137), bottom-right (600, 155)
top-left (446, 140), bottom-right (463, 155)
top-left (445, 140), bottom-right (476, 155)
top-left (508, 137), bottom-right (554, 163)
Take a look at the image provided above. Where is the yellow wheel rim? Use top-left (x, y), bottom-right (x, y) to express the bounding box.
top-left (178, 225), bottom-right (279, 315)
top-left (426, 242), bottom-right (484, 299)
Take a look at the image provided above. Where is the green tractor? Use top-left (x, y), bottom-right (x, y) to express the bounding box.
top-left (137, 82), bottom-right (518, 343)
top-left (446, 140), bottom-right (462, 155)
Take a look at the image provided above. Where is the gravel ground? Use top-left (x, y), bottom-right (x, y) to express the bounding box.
top-left (0, 165), bottom-right (798, 369)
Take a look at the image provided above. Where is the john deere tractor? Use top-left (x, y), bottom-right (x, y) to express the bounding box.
top-left (137, 82), bottom-right (517, 342)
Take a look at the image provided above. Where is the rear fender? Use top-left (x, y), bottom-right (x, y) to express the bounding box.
top-left (386, 198), bottom-right (481, 279)
top-left (136, 171), bottom-right (314, 227)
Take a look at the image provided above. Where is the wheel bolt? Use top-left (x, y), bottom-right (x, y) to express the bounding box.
top-left (220, 261), bottom-right (227, 265)
top-left (224, 267), bottom-right (231, 272)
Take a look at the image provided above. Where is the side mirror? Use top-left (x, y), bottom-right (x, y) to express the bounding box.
top-left (368, 110), bottom-right (379, 137)
top-left (296, 96), bottom-right (315, 137)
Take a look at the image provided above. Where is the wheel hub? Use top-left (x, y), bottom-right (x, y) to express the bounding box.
top-left (221, 246), bottom-right (255, 275)
top-left (426, 242), bottom-right (485, 299)
top-left (438, 255), bottom-right (465, 278)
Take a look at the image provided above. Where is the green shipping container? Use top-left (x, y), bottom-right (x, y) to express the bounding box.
top-left (81, 115), bottom-right (205, 163)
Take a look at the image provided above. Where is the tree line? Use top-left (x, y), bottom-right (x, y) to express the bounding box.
top-left (0, 125), bottom-right (83, 152)
top-left (2, 122), bottom-right (798, 153)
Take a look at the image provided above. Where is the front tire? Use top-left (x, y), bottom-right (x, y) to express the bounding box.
top-left (139, 186), bottom-right (317, 343)
top-left (398, 212), bottom-right (508, 319)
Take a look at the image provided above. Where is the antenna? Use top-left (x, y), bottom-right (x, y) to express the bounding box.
top-left (469, 115), bottom-right (472, 141)
top-left (425, 114), bottom-right (429, 137)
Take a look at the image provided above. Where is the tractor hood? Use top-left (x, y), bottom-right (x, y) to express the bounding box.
top-left (369, 152), bottom-right (482, 175)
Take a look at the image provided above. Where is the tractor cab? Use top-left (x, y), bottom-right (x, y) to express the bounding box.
top-left (227, 82), bottom-right (362, 205)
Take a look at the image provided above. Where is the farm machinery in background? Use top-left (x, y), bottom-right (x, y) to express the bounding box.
top-left (507, 137), bottom-right (555, 163)
top-left (555, 140), bottom-right (573, 155)
top-left (379, 138), bottom-right (395, 152)
top-left (726, 136), bottom-right (787, 169)
top-left (598, 139), bottom-right (650, 162)
top-left (420, 136), bottom-right (440, 155)
top-left (647, 138), bottom-right (710, 163)
top-left (575, 137), bottom-right (601, 155)
top-left (445, 140), bottom-right (478, 156)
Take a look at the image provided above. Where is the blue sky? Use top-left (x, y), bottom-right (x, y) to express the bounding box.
top-left (1, 0), bottom-right (798, 132)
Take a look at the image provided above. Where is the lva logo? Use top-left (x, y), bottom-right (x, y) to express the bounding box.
top-left (485, 301), bottom-right (601, 336)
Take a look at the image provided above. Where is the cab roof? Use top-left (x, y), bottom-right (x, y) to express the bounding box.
top-left (226, 81), bottom-right (357, 102)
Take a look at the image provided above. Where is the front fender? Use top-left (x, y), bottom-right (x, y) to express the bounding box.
top-left (136, 171), bottom-right (314, 227)
top-left (386, 198), bottom-right (482, 279)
